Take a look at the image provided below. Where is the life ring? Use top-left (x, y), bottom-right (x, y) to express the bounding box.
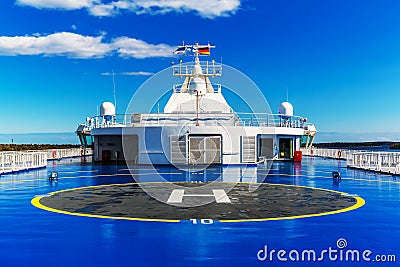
top-left (52, 150), bottom-right (57, 159)
top-left (80, 149), bottom-right (84, 156)
top-left (310, 149), bottom-right (314, 155)
top-left (337, 150), bottom-right (342, 159)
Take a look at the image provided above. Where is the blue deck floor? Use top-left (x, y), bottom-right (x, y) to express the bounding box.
top-left (0, 157), bottom-right (398, 266)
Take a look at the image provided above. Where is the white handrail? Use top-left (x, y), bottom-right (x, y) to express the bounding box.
top-left (301, 148), bottom-right (355, 161)
top-left (42, 148), bottom-right (93, 160)
top-left (0, 148), bottom-right (93, 175)
top-left (0, 151), bottom-right (47, 174)
top-left (347, 151), bottom-right (400, 174)
top-left (89, 112), bottom-right (309, 129)
top-left (301, 148), bottom-right (400, 175)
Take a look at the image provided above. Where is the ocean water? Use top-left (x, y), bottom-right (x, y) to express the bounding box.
top-left (0, 157), bottom-right (398, 266)
top-left (314, 132), bottom-right (400, 143)
top-left (0, 132), bottom-right (79, 144)
top-left (1, 131), bottom-right (400, 145)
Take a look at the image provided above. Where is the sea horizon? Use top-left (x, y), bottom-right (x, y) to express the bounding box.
top-left (0, 131), bottom-right (399, 145)
top-left (0, 132), bottom-right (79, 145)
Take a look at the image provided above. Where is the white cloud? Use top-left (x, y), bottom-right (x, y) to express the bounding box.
top-left (16, 0), bottom-right (241, 18)
top-left (16, 0), bottom-right (94, 10)
top-left (101, 72), bottom-right (114, 76)
top-left (112, 37), bottom-right (174, 58)
top-left (101, 71), bottom-right (154, 76)
top-left (128, 0), bottom-right (241, 18)
top-left (0, 32), bottom-right (110, 58)
top-left (0, 32), bottom-right (175, 59)
top-left (89, 3), bottom-right (118, 17)
top-left (101, 72), bottom-right (113, 76)
top-left (121, 71), bottom-right (154, 76)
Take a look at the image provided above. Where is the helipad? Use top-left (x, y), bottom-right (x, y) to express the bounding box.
top-left (32, 182), bottom-right (364, 222)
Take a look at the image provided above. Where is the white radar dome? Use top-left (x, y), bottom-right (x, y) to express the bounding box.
top-left (100, 102), bottom-right (116, 117)
top-left (189, 77), bottom-right (207, 96)
top-left (278, 101), bottom-right (293, 118)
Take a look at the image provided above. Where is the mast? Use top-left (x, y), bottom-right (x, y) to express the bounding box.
top-left (169, 42), bottom-right (223, 123)
top-left (165, 42), bottom-right (233, 115)
top-left (172, 42), bottom-right (219, 78)
top-left (195, 90), bottom-right (199, 126)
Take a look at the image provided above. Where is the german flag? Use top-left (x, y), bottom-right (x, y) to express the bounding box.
top-left (198, 46), bottom-right (210, 55)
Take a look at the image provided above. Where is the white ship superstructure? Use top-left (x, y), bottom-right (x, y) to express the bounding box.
top-left (76, 43), bottom-right (317, 165)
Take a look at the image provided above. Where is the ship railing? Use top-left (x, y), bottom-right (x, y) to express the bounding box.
top-left (172, 61), bottom-right (222, 77)
top-left (301, 148), bottom-right (400, 174)
top-left (0, 148), bottom-right (93, 175)
top-left (44, 148), bottom-right (93, 160)
top-left (235, 113), bottom-right (307, 128)
top-left (173, 83), bottom-right (222, 93)
top-left (0, 151), bottom-right (47, 175)
top-left (90, 113), bottom-right (236, 128)
top-left (26, 148), bottom-right (93, 160)
top-left (301, 148), bottom-right (355, 161)
top-left (90, 112), bottom-right (309, 129)
top-left (347, 151), bottom-right (400, 174)
top-left (89, 114), bottom-right (131, 129)
top-left (131, 112), bottom-right (237, 127)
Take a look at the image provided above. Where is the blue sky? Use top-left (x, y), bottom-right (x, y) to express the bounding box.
top-left (1, 0), bottom-right (400, 140)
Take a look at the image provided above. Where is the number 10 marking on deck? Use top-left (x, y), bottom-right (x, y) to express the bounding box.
top-left (190, 219), bottom-right (214, 224)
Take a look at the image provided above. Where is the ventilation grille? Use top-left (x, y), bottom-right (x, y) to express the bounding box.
top-left (189, 136), bottom-right (221, 165)
top-left (170, 135), bottom-right (186, 163)
top-left (242, 136), bottom-right (256, 163)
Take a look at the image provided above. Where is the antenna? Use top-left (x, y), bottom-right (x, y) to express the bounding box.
top-left (112, 70), bottom-right (117, 112)
top-left (286, 88), bottom-right (289, 102)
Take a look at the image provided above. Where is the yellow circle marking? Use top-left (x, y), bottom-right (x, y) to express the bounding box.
top-left (220, 183), bottom-right (365, 223)
top-left (31, 182), bottom-right (180, 223)
top-left (31, 182), bottom-right (365, 223)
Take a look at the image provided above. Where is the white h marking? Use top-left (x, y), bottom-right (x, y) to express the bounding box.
top-left (167, 189), bottom-right (231, 204)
